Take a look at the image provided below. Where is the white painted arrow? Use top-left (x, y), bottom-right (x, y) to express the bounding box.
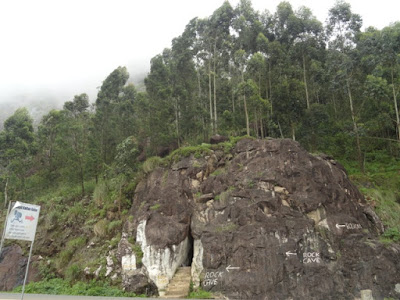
top-left (226, 265), bottom-right (240, 272)
top-left (285, 251), bottom-right (297, 256)
top-left (336, 224), bottom-right (346, 229)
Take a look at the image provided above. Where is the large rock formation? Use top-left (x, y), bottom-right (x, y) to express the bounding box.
top-left (119, 138), bottom-right (400, 299)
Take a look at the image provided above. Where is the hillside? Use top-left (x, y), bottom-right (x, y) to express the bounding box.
top-left (1, 137), bottom-right (400, 299)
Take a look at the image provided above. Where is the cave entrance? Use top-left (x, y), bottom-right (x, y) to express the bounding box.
top-left (183, 229), bottom-right (194, 267)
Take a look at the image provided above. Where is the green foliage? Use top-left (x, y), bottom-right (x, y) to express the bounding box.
top-left (132, 244), bottom-right (144, 265)
top-left (211, 168), bottom-right (226, 177)
top-left (168, 144), bottom-right (213, 162)
top-left (150, 203), bottom-right (161, 210)
top-left (107, 220), bottom-right (123, 235)
top-left (381, 228), bottom-right (400, 243)
top-left (65, 264), bottom-right (82, 282)
top-left (115, 136), bottom-right (139, 175)
top-left (188, 286), bottom-right (213, 298)
top-left (142, 156), bottom-right (163, 174)
top-left (216, 222), bottom-right (238, 233)
top-left (12, 278), bottom-right (140, 297)
top-left (94, 219), bottom-right (109, 238)
top-left (109, 233), bottom-right (121, 248)
top-left (93, 181), bottom-right (108, 207)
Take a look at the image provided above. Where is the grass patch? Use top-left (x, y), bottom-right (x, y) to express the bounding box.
top-left (211, 168), bottom-right (226, 177)
top-left (150, 203), bottom-right (161, 210)
top-left (142, 156), bottom-right (163, 174)
top-left (12, 278), bottom-right (141, 297)
top-left (340, 156), bottom-right (400, 244)
top-left (188, 287), bottom-right (213, 299)
top-left (168, 144), bottom-right (213, 162)
top-left (107, 220), bottom-right (123, 235)
top-left (216, 222), bottom-right (238, 233)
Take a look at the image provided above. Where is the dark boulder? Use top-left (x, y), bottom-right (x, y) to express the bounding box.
top-left (210, 134), bottom-right (229, 144)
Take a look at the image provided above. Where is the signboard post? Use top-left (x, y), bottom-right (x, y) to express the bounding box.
top-left (1, 201), bottom-right (40, 300)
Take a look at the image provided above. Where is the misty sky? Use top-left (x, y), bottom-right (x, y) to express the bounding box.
top-left (1, 0), bottom-right (399, 104)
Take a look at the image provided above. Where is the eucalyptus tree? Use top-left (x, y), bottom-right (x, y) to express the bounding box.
top-left (0, 108), bottom-right (35, 200)
top-left (232, 0), bottom-right (262, 53)
top-left (291, 6), bottom-right (325, 109)
top-left (144, 50), bottom-right (176, 154)
top-left (377, 24), bottom-right (400, 141)
top-left (210, 1), bottom-right (234, 133)
top-left (326, 0), bottom-right (364, 170)
top-left (234, 49), bottom-right (251, 135)
top-left (37, 109), bottom-right (66, 186)
top-left (63, 94), bottom-right (90, 195)
top-left (195, 1), bottom-right (234, 133)
top-left (94, 66), bottom-right (130, 164)
top-left (170, 19), bottom-right (200, 144)
top-left (247, 52), bottom-right (269, 137)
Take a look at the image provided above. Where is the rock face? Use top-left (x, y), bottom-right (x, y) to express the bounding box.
top-left (0, 244), bottom-right (40, 291)
top-left (120, 138), bottom-right (400, 299)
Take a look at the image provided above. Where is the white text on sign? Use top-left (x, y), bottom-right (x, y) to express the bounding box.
top-left (303, 252), bottom-right (321, 264)
top-left (203, 271), bottom-right (224, 286)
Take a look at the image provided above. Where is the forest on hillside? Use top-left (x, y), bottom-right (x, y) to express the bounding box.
top-left (0, 0), bottom-right (400, 205)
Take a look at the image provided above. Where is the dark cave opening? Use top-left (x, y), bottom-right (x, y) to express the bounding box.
top-left (183, 229), bottom-right (194, 267)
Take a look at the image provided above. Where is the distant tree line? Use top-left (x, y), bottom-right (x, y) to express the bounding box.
top-left (0, 0), bottom-right (399, 202)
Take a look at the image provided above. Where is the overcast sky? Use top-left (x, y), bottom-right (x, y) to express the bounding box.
top-left (1, 0), bottom-right (399, 104)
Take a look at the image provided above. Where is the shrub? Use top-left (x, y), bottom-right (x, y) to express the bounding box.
top-left (67, 237), bottom-right (87, 250)
top-left (142, 156), bottom-right (163, 174)
top-left (94, 219), bottom-right (109, 237)
top-left (132, 244), bottom-right (144, 265)
top-left (93, 182), bottom-right (108, 207)
top-left (107, 220), bottom-right (122, 235)
top-left (65, 264), bottom-right (82, 282)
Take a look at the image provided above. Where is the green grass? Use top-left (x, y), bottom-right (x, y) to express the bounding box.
top-left (150, 203), bottom-right (161, 210)
top-left (188, 287), bottom-right (213, 299)
top-left (142, 156), bottom-right (163, 174)
top-left (12, 278), bottom-right (142, 297)
top-left (340, 156), bottom-right (400, 244)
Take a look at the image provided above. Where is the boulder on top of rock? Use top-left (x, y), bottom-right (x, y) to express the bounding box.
top-left (210, 134), bottom-right (229, 144)
top-left (120, 138), bottom-right (400, 300)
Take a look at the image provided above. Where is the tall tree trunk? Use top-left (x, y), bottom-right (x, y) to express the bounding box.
top-left (347, 79), bottom-right (364, 172)
top-left (213, 42), bottom-right (217, 133)
top-left (175, 97), bottom-right (180, 148)
top-left (254, 109), bottom-right (258, 138)
top-left (4, 178), bottom-right (8, 208)
top-left (291, 123), bottom-right (296, 141)
top-left (242, 73), bottom-right (250, 136)
top-left (391, 68), bottom-right (400, 141)
top-left (232, 84), bottom-right (235, 114)
top-left (278, 121), bottom-right (284, 139)
top-left (303, 54), bottom-right (310, 109)
top-left (269, 61), bottom-right (273, 116)
top-left (208, 54), bottom-right (213, 133)
top-left (260, 114), bottom-right (264, 139)
top-left (80, 162), bottom-right (85, 196)
top-left (244, 94), bottom-right (250, 136)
